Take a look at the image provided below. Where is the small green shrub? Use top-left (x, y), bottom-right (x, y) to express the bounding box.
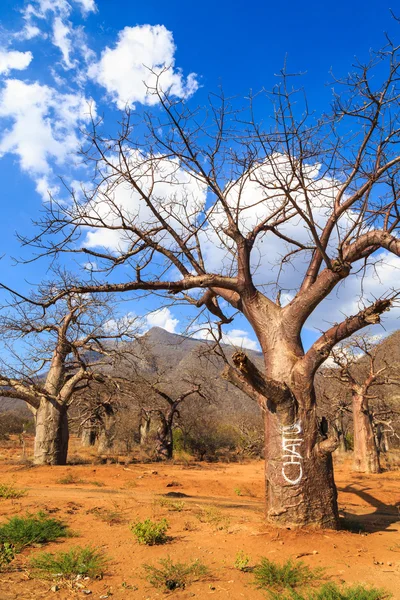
top-left (0, 542), bottom-right (15, 570)
top-left (89, 506), bottom-right (125, 525)
top-left (234, 487), bottom-right (242, 496)
top-left (131, 518), bottom-right (169, 545)
top-left (0, 512), bottom-right (69, 551)
top-left (144, 556), bottom-right (208, 591)
top-left (57, 473), bottom-right (85, 485)
top-left (158, 497), bottom-right (185, 512)
top-left (270, 583), bottom-right (391, 600)
top-left (0, 484), bottom-right (27, 499)
top-left (29, 545), bottom-right (107, 579)
top-left (234, 550), bottom-right (251, 571)
top-left (253, 558), bottom-right (321, 592)
top-left (195, 506), bottom-right (230, 531)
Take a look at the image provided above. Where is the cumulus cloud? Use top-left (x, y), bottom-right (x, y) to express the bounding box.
top-left (73, 0), bottom-right (97, 14)
top-left (89, 25), bottom-right (198, 109)
top-left (193, 324), bottom-right (259, 351)
top-left (0, 49), bottom-right (33, 75)
top-left (84, 152), bottom-right (207, 252)
top-left (0, 79), bottom-right (94, 190)
top-left (145, 307), bottom-right (179, 333)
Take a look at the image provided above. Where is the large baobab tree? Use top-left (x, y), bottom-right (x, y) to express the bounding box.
top-left (0, 283), bottom-right (136, 465)
top-left (14, 35), bottom-right (400, 527)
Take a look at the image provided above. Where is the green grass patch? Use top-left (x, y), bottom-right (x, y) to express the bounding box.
top-left (89, 505), bottom-right (125, 525)
top-left (195, 506), bottom-right (231, 531)
top-left (269, 583), bottom-right (391, 599)
top-left (57, 473), bottom-right (85, 485)
top-left (0, 542), bottom-right (15, 571)
top-left (131, 518), bottom-right (169, 545)
top-left (0, 512), bottom-right (69, 551)
top-left (253, 558), bottom-right (322, 593)
top-left (0, 484), bottom-right (27, 499)
top-left (29, 545), bottom-right (107, 579)
top-left (157, 497), bottom-right (186, 512)
top-left (144, 556), bottom-right (208, 591)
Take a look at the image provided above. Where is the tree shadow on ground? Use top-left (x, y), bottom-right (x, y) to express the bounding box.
top-left (338, 484), bottom-right (400, 533)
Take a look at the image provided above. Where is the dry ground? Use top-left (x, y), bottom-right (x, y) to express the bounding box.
top-left (0, 437), bottom-right (399, 599)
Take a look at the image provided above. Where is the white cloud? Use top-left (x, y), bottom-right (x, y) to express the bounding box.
top-left (0, 49), bottom-right (33, 75)
top-left (73, 0), bottom-right (97, 14)
top-left (194, 325), bottom-right (259, 351)
top-left (0, 79), bottom-right (95, 178)
top-left (146, 307), bottom-right (179, 333)
top-left (52, 17), bottom-right (74, 68)
top-left (89, 25), bottom-right (198, 109)
top-left (84, 152), bottom-right (207, 252)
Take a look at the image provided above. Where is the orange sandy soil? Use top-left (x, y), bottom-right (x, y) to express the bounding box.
top-left (0, 437), bottom-right (399, 599)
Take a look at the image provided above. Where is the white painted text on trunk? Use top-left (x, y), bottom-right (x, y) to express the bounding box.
top-left (281, 421), bottom-right (303, 485)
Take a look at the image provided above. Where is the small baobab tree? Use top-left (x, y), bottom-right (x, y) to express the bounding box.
top-left (0, 282), bottom-right (137, 465)
top-left (14, 32), bottom-right (400, 527)
top-left (329, 337), bottom-right (392, 474)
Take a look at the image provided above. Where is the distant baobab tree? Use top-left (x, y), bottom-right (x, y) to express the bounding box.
top-left (0, 276), bottom-right (137, 465)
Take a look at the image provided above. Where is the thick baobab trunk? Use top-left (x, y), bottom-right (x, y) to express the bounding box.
top-left (34, 398), bottom-right (69, 466)
top-left (263, 390), bottom-right (338, 528)
top-left (156, 415), bottom-right (173, 460)
top-left (335, 415), bottom-right (348, 454)
top-left (352, 393), bottom-right (381, 473)
top-left (225, 297), bottom-right (340, 529)
top-left (81, 424), bottom-right (97, 447)
top-left (139, 410), bottom-right (151, 445)
top-left (97, 404), bottom-right (116, 455)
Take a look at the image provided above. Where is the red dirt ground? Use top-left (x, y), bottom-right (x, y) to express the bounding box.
top-left (0, 438), bottom-right (399, 599)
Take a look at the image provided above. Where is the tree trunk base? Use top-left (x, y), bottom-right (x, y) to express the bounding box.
top-left (33, 399), bottom-right (69, 466)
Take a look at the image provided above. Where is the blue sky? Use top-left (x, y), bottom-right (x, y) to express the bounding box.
top-left (0, 0), bottom-right (399, 351)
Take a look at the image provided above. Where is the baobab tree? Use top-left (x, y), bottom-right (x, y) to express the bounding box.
top-left (0, 282), bottom-right (137, 465)
top-left (14, 34), bottom-right (400, 527)
top-left (329, 337), bottom-right (398, 473)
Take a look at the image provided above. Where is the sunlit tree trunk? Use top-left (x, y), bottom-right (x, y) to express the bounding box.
top-left (224, 294), bottom-right (339, 529)
top-left (97, 404), bottom-right (116, 455)
top-left (33, 398), bottom-right (69, 466)
top-left (352, 392), bottom-right (381, 473)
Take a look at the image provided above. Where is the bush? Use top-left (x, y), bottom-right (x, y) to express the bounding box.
top-left (0, 512), bottom-right (69, 551)
top-left (253, 558), bottom-right (321, 592)
top-left (181, 421), bottom-right (240, 461)
top-left (234, 550), bottom-right (251, 572)
top-left (0, 542), bottom-right (15, 571)
top-left (144, 556), bottom-right (208, 591)
top-left (270, 583), bottom-right (391, 600)
top-left (131, 518), bottom-right (169, 545)
top-left (0, 411), bottom-right (34, 439)
top-left (29, 546), bottom-right (107, 579)
top-left (0, 484), bottom-right (27, 499)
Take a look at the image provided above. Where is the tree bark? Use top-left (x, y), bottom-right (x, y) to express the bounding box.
top-left (352, 393), bottom-right (381, 473)
top-left (33, 398), bottom-right (69, 466)
top-left (81, 424), bottom-right (97, 447)
top-left (335, 415), bottom-right (348, 454)
top-left (224, 295), bottom-right (340, 529)
top-left (97, 404), bottom-right (116, 455)
top-left (139, 411), bottom-right (151, 445)
top-left (156, 415), bottom-right (173, 460)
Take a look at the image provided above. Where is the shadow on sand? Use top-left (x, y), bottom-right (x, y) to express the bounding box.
top-left (338, 484), bottom-right (400, 533)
